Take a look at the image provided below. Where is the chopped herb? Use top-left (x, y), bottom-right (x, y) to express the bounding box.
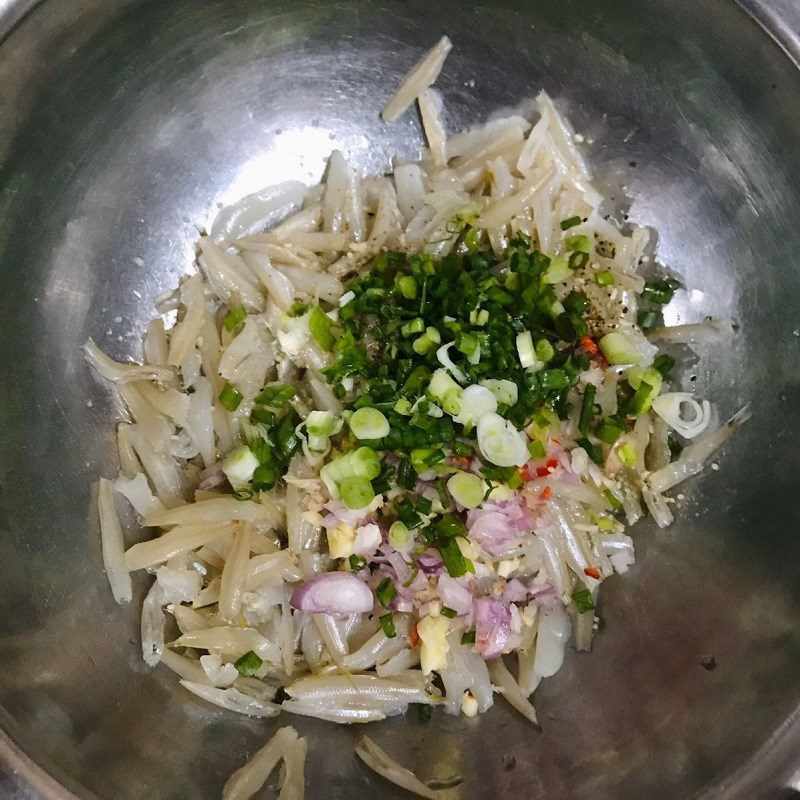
top-left (349, 554), bottom-right (366, 571)
top-left (461, 630), bottom-right (476, 645)
top-left (376, 577), bottom-right (397, 607)
top-left (440, 606), bottom-right (457, 618)
top-left (555, 312), bottom-right (589, 342)
top-left (637, 309), bottom-right (658, 329)
top-left (596, 419), bottom-right (624, 445)
top-left (413, 496), bottom-right (434, 515)
top-left (223, 305), bottom-right (247, 331)
top-left (234, 650), bottom-right (263, 677)
top-left (578, 384), bottom-right (596, 435)
top-left (379, 613), bottom-right (397, 638)
top-left (568, 251), bottom-right (590, 270)
top-left (572, 588), bottom-right (596, 614)
top-left (576, 436), bottom-right (604, 465)
top-left (309, 305), bottom-right (336, 351)
top-left (438, 537), bottom-right (474, 577)
top-left (560, 215), bottom-right (583, 231)
top-left (255, 383), bottom-right (296, 408)
top-left (642, 278), bottom-right (681, 305)
top-left (396, 459), bottom-right (417, 491)
top-left (417, 704), bottom-right (433, 723)
top-left (595, 269), bottom-right (615, 286)
top-left (218, 383), bottom-right (243, 412)
top-left (603, 488), bottom-right (623, 511)
top-left (430, 513), bottom-right (467, 539)
top-left (653, 353), bottom-right (676, 376)
top-left (565, 234), bottom-right (591, 253)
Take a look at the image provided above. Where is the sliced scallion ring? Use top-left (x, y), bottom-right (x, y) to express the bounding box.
top-left (349, 407), bottom-right (390, 440)
top-left (446, 471), bottom-right (486, 509)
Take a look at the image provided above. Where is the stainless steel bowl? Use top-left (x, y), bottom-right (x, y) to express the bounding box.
top-left (1, 1), bottom-right (799, 798)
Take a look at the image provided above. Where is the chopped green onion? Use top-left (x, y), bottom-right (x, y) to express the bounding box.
top-left (234, 650), bottom-right (263, 676)
top-left (565, 233), bottom-right (591, 253)
top-left (555, 312), bottom-right (589, 342)
top-left (397, 275), bottom-right (418, 299)
top-left (527, 439), bottom-right (546, 460)
top-left (627, 378), bottom-right (660, 418)
top-left (221, 445), bottom-right (259, 489)
top-left (438, 537), bottom-right (474, 577)
top-left (339, 476), bottom-right (375, 509)
top-left (535, 338), bottom-right (555, 362)
top-left (376, 577), bottom-right (396, 607)
top-left (456, 332), bottom-right (480, 358)
top-left (572, 588), bottom-right (595, 613)
top-left (446, 472), bottom-right (486, 509)
top-left (380, 613), bottom-right (397, 638)
top-left (428, 369), bottom-right (462, 406)
top-left (425, 326), bottom-right (441, 344)
top-left (288, 300), bottom-right (309, 317)
top-left (223, 305), bottom-right (247, 332)
top-left (470, 308), bottom-right (489, 326)
top-left (349, 407), bottom-right (390, 440)
top-left (396, 460), bottom-right (417, 491)
top-left (309, 305), bottom-right (336, 351)
top-left (255, 383), bottom-right (296, 408)
top-left (653, 354), bottom-right (675, 376)
top-left (598, 331), bottom-right (641, 365)
top-left (250, 406), bottom-right (276, 426)
top-left (396, 499), bottom-right (422, 529)
top-left (479, 379), bottom-right (518, 406)
top-left (595, 269), bottom-right (615, 286)
top-left (252, 462), bottom-right (281, 491)
top-left (537, 368), bottom-right (570, 390)
top-left (394, 398), bottom-right (413, 415)
top-left (617, 442), bottom-right (637, 467)
top-left (543, 256), bottom-right (571, 284)
top-left (560, 215), bottom-right (583, 231)
top-left (401, 318), bottom-right (425, 337)
top-left (453, 441), bottom-right (473, 457)
top-left (597, 515), bottom-right (615, 531)
top-left (349, 554), bottom-right (366, 571)
top-left (414, 496), bottom-right (434, 515)
top-left (481, 463), bottom-right (522, 489)
top-left (603, 488), bottom-right (623, 511)
top-left (596, 418), bottom-right (624, 445)
top-left (563, 291), bottom-right (590, 314)
top-left (463, 227), bottom-right (480, 252)
top-left (637, 309), bottom-right (658, 329)
top-left (576, 436), bottom-right (604, 465)
top-left (218, 383), bottom-right (243, 412)
top-left (412, 333), bottom-right (436, 355)
top-left (516, 330), bottom-right (537, 369)
top-left (440, 607), bottom-right (457, 618)
top-left (578, 384), bottom-right (596, 435)
top-left (642, 278), bottom-right (680, 305)
top-left (430, 513), bottom-right (468, 539)
top-left (461, 630), bottom-right (476, 645)
top-left (388, 520), bottom-right (414, 551)
top-left (567, 251), bottom-right (589, 270)
top-left (410, 447), bottom-right (443, 472)
top-left (320, 447), bottom-right (381, 498)
top-left (305, 410), bottom-right (338, 438)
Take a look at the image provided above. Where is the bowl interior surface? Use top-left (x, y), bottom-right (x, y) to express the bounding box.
top-left (1, 1), bottom-right (800, 799)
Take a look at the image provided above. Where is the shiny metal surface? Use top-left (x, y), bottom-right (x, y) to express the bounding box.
top-left (0, 1), bottom-right (799, 798)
